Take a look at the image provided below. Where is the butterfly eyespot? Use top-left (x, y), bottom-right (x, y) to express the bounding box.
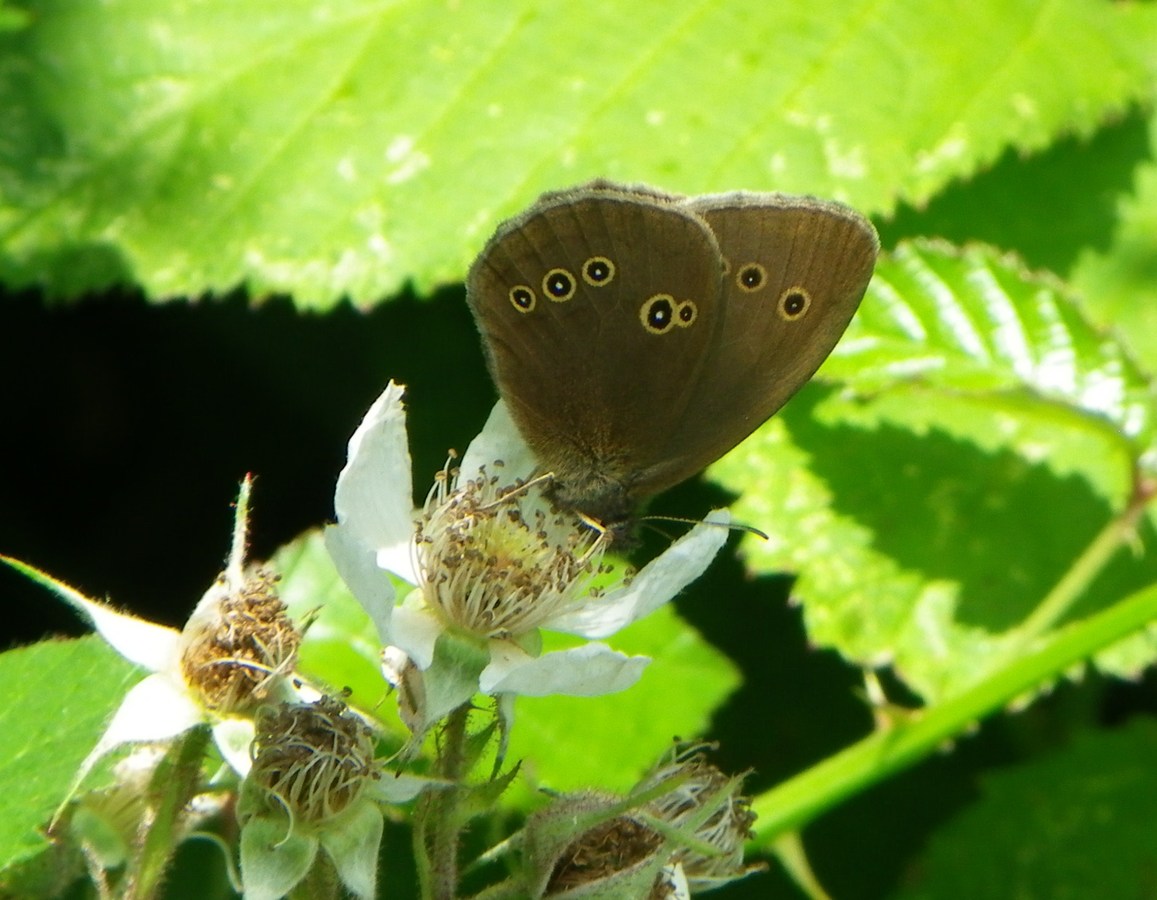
top-left (675, 300), bottom-right (698, 327)
top-left (737, 263), bottom-right (767, 292)
top-left (582, 256), bottom-right (615, 286)
top-left (778, 287), bottom-right (812, 320)
top-left (509, 285), bottom-right (536, 313)
top-left (543, 268), bottom-right (577, 302)
top-left (639, 294), bottom-right (676, 334)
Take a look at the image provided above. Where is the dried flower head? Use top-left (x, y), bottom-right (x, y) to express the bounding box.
top-left (0, 476), bottom-right (308, 819)
top-left (638, 742), bottom-right (761, 890)
top-left (239, 692), bottom-right (430, 900)
top-left (180, 568), bottom-right (300, 713)
top-left (547, 811), bottom-right (664, 894)
top-left (249, 694), bottom-right (379, 827)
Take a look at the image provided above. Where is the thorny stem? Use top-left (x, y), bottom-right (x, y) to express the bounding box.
top-left (419, 703), bottom-right (472, 900)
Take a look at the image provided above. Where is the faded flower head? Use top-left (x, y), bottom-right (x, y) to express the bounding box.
top-left (522, 791), bottom-right (667, 899)
top-left (180, 567), bottom-right (299, 714)
top-left (239, 693), bottom-right (431, 900)
top-left (248, 694), bottom-right (379, 827)
top-left (0, 476), bottom-right (306, 808)
top-left (545, 797), bottom-right (666, 897)
top-left (520, 743), bottom-right (759, 898)
top-left (638, 742), bottom-right (760, 891)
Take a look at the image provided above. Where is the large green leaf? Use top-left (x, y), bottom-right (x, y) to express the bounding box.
top-left (1072, 107), bottom-right (1157, 375)
top-left (828, 240), bottom-right (1156, 454)
top-left (0, 0), bottom-right (1153, 304)
top-left (0, 637), bottom-right (139, 890)
top-left (711, 241), bottom-right (1157, 701)
top-left (890, 718), bottom-right (1157, 900)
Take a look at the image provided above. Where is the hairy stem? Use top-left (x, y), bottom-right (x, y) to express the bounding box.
top-left (125, 724), bottom-right (212, 900)
top-left (418, 703), bottom-right (472, 900)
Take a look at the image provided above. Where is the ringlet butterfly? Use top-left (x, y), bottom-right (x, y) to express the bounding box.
top-left (467, 180), bottom-right (878, 541)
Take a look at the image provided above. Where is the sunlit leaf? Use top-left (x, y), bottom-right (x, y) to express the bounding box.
top-left (713, 241), bottom-right (1157, 700)
top-left (0, 1), bottom-right (1152, 304)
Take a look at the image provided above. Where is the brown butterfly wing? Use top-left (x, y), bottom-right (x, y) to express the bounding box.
top-left (466, 184), bottom-right (725, 523)
top-left (629, 192), bottom-right (879, 496)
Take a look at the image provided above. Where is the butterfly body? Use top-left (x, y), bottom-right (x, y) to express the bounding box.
top-left (466, 181), bottom-right (878, 537)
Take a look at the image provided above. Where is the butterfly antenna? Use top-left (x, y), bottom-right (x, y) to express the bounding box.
top-left (640, 514), bottom-right (769, 541)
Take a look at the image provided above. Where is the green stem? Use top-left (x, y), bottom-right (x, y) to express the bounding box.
top-left (1014, 475), bottom-right (1155, 643)
top-left (750, 577), bottom-right (1157, 844)
top-left (418, 703), bottom-right (472, 900)
top-left (751, 477), bottom-right (1157, 846)
top-left (771, 832), bottom-right (831, 900)
top-left (126, 724), bottom-right (212, 900)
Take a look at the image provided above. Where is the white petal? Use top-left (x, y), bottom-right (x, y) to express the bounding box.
top-left (381, 646), bottom-right (410, 686)
top-left (324, 525), bottom-right (396, 643)
top-left (69, 673), bottom-right (202, 795)
top-left (87, 603), bottom-right (183, 672)
top-left (333, 381), bottom-right (417, 579)
top-left (50, 674), bottom-right (201, 826)
top-left (101, 673), bottom-right (203, 745)
top-left (479, 641), bottom-right (649, 696)
top-left (458, 400), bottom-right (539, 482)
top-left (376, 541), bottom-right (419, 587)
top-left (211, 717), bottom-right (256, 777)
top-left (387, 599), bottom-right (443, 670)
top-left (663, 863), bottom-right (692, 900)
top-left (549, 509), bottom-right (730, 639)
top-left (2, 557), bottom-right (181, 671)
top-left (182, 578), bottom-right (230, 646)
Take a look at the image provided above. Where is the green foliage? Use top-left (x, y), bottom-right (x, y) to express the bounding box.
top-left (271, 530), bottom-right (394, 716)
top-left (893, 718), bottom-right (1157, 899)
top-left (3, 0), bottom-right (1157, 897)
top-left (0, 638), bottom-right (139, 890)
top-left (0, 0), bottom-right (1153, 304)
top-left (714, 241), bottom-right (1157, 700)
top-left (508, 604), bottom-right (742, 802)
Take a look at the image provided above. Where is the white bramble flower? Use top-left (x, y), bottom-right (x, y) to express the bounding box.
top-left (1, 477), bottom-right (303, 804)
top-left (324, 382), bottom-right (729, 730)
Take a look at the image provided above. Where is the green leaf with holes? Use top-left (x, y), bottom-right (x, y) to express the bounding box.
top-left (710, 241), bottom-right (1157, 702)
top-left (1, 0), bottom-right (1154, 304)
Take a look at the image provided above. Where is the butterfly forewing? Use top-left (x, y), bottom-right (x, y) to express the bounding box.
top-left (466, 185), bottom-right (725, 521)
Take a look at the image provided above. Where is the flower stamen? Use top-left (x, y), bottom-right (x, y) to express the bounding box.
top-left (180, 569), bottom-right (301, 713)
top-left (412, 460), bottom-right (611, 638)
